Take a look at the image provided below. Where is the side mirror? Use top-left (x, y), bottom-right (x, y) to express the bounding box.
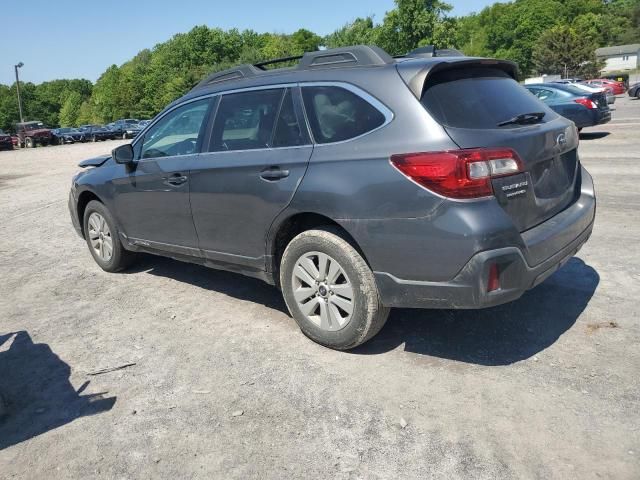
top-left (113, 144), bottom-right (134, 164)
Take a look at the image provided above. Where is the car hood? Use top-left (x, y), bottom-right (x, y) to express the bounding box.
top-left (78, 155), bottom-right (111, 168)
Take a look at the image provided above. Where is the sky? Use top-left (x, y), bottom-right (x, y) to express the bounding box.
top-left (0, 0), bottom-right (499, 85)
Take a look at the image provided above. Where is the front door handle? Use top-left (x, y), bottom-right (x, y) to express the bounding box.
top-left (163, 173), bottom-right (188, 186)
top-left (260, 167), bottom-right (290, 181)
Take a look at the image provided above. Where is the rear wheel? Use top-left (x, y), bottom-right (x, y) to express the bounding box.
top-left (83, 200), bottom-right (135, 272)
top-left (91, 135), bottom-right (97, 142)
top-left (280, 227), bottom-right (389, 350)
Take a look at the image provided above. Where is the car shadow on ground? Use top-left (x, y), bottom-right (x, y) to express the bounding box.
top-left (353, 257), bottom-right (599, 365)
top-left (127, 254), bottom-right (288, 314)
top-left (579, 131), bottom-right (610, 140)
top-left (130, 254), bottom-right (598, 367)
top-left (0, 331), bottom-right (116, 451)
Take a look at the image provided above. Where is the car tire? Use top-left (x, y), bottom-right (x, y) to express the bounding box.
top-left (91, 135), bottom-right (97, 142)
top-left (83, 200), bottom-right (135, 273)
top-left (25, 137), bottom-right (33, 148)
top-left (280, 226), bottom-right (390, 350)
top-left (122, 132), bottom-right (127, 140)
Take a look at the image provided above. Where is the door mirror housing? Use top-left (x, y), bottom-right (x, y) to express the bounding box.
top-left (113, 144), bottom-right (134, 164)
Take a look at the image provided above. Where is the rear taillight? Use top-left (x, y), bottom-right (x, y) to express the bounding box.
top-left (574, 97), bottom-right (597, 109)
top-left (390, 148), bottom-right (523, 199)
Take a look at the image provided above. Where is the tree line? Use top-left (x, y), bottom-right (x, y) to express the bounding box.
top-left (0, 0), bottom-right (638, 132)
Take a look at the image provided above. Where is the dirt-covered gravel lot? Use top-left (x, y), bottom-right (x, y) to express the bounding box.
top-left (1, 96), bottom-right (639, 480)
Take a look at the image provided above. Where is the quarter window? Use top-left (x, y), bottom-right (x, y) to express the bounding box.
top-left (301, 86), bottom-right (386, 144)
top-left (210, 89), bottom-right (284, 152)
top-left (141, 99), bottom-right (211, 159)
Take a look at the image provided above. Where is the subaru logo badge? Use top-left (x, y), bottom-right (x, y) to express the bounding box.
top-left (557, 133), bottom-right (567, 147)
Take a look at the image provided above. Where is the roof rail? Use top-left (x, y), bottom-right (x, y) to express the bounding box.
top-left (191, 45), bottom-right (395, 92)
top-left (194, 64), bottom-right (263, 89)
top-left (254, 55), bottom-right (304, 70)
top-left (405, 46), bottom-right (465, 58)
top-left (299, 45), bottom-right (394, 69)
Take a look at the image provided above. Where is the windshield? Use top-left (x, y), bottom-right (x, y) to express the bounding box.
top-left (24, 122), bottom-right (45, 131)
top-left (421, 68), bottom-right (556, 129)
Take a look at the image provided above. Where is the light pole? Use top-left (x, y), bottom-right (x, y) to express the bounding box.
top-left (14, 62), bottom-right (24, 123)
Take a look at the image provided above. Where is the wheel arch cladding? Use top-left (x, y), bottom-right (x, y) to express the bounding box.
top-left (77, 190), bottom-right (103, 238)
top-left (269, 212), bottom-right (371, 277)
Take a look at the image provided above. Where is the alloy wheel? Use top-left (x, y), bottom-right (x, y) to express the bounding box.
top-left (88, 212), bottom-right (113, 262)
top-left (291, 251), bottom-right (355, 331)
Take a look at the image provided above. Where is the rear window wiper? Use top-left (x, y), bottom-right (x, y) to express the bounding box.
top-left (496, 112), bottom-right (545, 127)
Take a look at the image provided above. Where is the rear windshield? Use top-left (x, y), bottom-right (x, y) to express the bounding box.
top-left (421, 68), bottom-right (556, 129)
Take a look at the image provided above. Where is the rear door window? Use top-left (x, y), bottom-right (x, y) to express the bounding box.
top-left (209, 89), bottom-right (284, 152)
top-left (301, 86), bottom-right (385, 143)
top-left (421, 68), bottom-right (557, 129)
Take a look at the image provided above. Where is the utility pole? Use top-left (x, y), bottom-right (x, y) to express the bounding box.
top-left (14, 62), bottom-right (24, 123)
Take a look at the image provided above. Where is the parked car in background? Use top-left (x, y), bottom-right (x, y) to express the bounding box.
top-left (525, 83), bottom-right (610, 131)
top-left (15, 121), bottom-right (52, 148)
top-left (52, 127), bottom-right (85, 145)
top-left (123, 123), bottom-right (142, 139)
top-left (109, 119), bottom-right (140, 139)
top-left (585, 79), bottom-right (626, 95)
top-left (78, 125), bottom-right (113, 142)
top-left (69, 45), bottom-right (596, 350)
top-left (627, 82), bottom-right (640, 99)
top-left (553, 77), bottom-right (584, 84)
top-left (561, 81), bottom-right (616, 104)
top-left (0, 129), bottom-right (13, 150)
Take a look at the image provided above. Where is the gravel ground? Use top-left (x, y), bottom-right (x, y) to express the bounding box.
top-left (1, 97), bottom-right (639, 479)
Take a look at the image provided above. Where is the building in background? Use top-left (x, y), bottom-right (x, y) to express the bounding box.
top-left (596, 44), bottom-right (640, 73)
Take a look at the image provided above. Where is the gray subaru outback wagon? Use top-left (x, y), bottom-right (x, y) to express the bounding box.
top-left (69, 45), bottom-right (596, 350)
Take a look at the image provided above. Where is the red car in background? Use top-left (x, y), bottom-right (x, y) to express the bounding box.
top-left (585, 79), bottom-right (626, 95)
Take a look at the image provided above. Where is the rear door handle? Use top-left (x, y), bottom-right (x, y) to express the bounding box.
top-left (260, 167), bottom-right (290, 181)
top-left (163, 173), bottom-right (188, 186)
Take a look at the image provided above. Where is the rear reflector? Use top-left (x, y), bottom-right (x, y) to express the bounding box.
top-left (390, 148), bottom-right (523, 199)
top-left (574, 97), bottom-right (597, 109)
top-left (487, 263), bottom-right (500, 292)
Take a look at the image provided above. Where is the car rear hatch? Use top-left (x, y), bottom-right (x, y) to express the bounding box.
top-left (417, 65), bottom-right (581, 232)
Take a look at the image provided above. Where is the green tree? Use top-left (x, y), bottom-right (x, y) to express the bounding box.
top-left (324, 17), bottom-right (378, 48)
top-left (291, 28), bottom-right (322, 53)
top-left (76, 100), bottom-right (95, 126)
top-left (532, 25), bottom-right (603, 78)
top-left (376, 0), bottom-right (453, 55)
top-left (58, 91), bottom-right (83, 126)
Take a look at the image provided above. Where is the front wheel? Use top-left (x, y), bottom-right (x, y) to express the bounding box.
top-left (25, 137), bottom-right (34, 148)
top-left (280, 227), bottom-right (390, 350)
top-left (83, 200), bottom-right (135, 272)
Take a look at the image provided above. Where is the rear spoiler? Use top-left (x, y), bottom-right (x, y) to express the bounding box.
top-left (78, 155), bottom-right (111, 168)
top-left (396, 58), bottom-right (519, 99)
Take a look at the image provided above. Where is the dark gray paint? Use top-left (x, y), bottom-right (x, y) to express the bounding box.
top-left (69, 50), bottom-right (596, 309)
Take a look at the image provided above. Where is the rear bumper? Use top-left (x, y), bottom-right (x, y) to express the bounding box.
top-left (374, 166), bottom-right (596, 309)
